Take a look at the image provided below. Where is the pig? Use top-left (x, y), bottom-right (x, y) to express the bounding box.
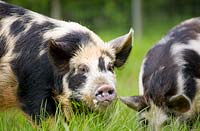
top-left (0, 1), bottom-right (133, 123)
top-left (120, 17), bottom-right (200, 130)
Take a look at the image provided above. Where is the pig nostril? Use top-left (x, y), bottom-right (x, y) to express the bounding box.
top-left (95, 89), bottom-right (115, 97)
top-left (108, 89), bottom-right (114, 95)
top-left (96, 90), bottom-right (103, 96)
top-left (98, 91), bottom-right (103, 95)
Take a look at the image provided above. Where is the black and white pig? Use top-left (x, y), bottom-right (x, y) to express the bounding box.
top-left (120, 17), bottom-right (200, 130)
top-left (0, 1), bottom-right (133, 122)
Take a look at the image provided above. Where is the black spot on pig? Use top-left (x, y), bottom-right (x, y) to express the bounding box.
top-left (143, 42), bottom-right (174, 92)
top-left (98, 56), bottom-right (106, 72)
top-left (57, 31), bottom-right (90, 44)
top-left (10, 20), bottom-right (26, 36)
top-left (67, 69), bottom-right (87, 91)
top-left (181, 49), bottom-right (200, 100)
top-left (13, 22), bottom-right (57, 54)
top-left (9, 15), bottom-right (32, 36)
top-left (166, 18), bottom-right (200, 45)
top-left (0, 2), bottom-right (27, 17)
top-left (182, 49), bottom-right (200, 78)
top-left (145, 65), bottom-right (178, 106)
top-left (0, 35), bottom-right (7, 58)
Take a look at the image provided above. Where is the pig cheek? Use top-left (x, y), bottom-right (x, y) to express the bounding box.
top-left (68, 73), bottom-right (87, 90)
top-left (67, 73), bottom-right (88, 101)
top-left (82, 94), bottom-right (96, 110)
top-left (67, 74), bottom-right (96, 109)
top-left (107, 71), bottom-right (117, 85)
top-left (79, 80), bottom-right (97, 109)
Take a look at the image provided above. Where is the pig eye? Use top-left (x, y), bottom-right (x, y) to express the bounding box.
top-left (107, 63), bottom-right (114, 72)
top-left (77, 64), bottom-right (89, 74)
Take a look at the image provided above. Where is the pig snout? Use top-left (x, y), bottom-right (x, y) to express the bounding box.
top-left (95, 84), bottom-right (116, 103)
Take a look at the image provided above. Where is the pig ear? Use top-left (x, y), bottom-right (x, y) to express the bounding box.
top-left (108, 29), bottom-right (133, 67)
top-left (120, 96), bottom-right (147, 111)
top-left (48, 39), bottom-right (74, 72)
top-left (167, 94), bottom-right (191, 113)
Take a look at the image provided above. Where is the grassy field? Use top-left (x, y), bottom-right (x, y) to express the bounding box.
top-left (0, 19), bottom-right (200, 131)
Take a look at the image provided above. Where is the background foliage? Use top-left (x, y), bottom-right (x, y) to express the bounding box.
top-left (4, 0), bottom-right (200, 34)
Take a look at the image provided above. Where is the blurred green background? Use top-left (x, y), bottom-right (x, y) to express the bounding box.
top-left (4, 0), bottom-right (200, 37)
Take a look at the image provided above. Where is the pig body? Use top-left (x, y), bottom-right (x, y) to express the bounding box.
top-left (0, 1), bottom-right (133, 122)
top-left (121, 17), bottom-right (200, 130)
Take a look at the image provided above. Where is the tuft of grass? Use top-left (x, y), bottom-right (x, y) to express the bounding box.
top-left (1, 102), bottom-right (199, 131)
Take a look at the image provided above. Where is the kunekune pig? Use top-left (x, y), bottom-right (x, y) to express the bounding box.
top-left (121, 17), bottom-right (200, 130)
top-left (0, 1), bottom-right (133, 123)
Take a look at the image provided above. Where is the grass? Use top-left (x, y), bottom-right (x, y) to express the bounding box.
top-left (1, 19), bottom-right (200, 131)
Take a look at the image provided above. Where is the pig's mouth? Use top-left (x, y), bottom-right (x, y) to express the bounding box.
top-left (69, 95), bottom-right (116, 111)
top-left (92, 97), bottom-right (117, 111)
top-left (93, 93), bottom-right (117, 111)
top-left (68, 84), bottom-right (117, 111)
top-left (94, 93), bottom-right (117, 106)
top-left (93, 98), bottom-right (113, 107)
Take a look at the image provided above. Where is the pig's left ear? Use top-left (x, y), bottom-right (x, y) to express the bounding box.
top-left (108, 29), bottom-right (133, 67)
top-left (120, 96), bottom-right (147, 111)
top-left (167, 94), bottom-right (191, 113)
top-left (48, 39), bottom-right (76, 73)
